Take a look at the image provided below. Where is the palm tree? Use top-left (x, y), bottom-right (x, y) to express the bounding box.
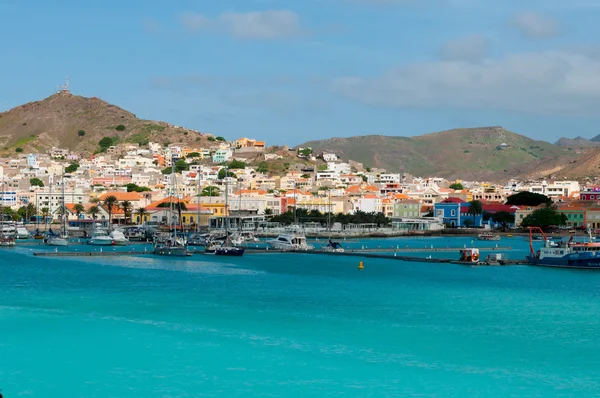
top-left (88, 205), bottom-right (100, 220)
top-left (120, 200), bottom-right (132, 225)
top-left (467, 200), bottom-right (483, 227)
top-left (102, 195), bottom-right (118, 228)
top-left (135, 207), bottom-right (148, 224)
top-left (73, 204), bottom-right (85, 220)
top-left (89, 197), bottom-right (100, 204)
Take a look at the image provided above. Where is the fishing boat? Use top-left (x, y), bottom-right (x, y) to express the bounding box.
top-left (33, 228), bottom-right (45, 240)
top-left (527, 227), bottom-right (600, 269)
top-left (459, 248), bottom-right (480, 263)
top-left (477, 232), bottom-right (500, 241)
top-left (153, 158), bottom-right (190, 257)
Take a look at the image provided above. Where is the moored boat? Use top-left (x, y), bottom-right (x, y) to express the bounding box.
top-left (527, 227), bottom-right (600, 269)
top-left (477, 233), bottom-right (500, 241)
top-left (267, 231), bottom-right (312, 251)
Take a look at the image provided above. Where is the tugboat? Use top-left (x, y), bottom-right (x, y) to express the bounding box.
top-left (527, 227), bottom-right (600, 269)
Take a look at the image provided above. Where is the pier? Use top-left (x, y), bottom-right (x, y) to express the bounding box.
top-left (30, 245), bottom-right (526, 265)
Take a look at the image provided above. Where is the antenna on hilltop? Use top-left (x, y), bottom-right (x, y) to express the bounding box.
top-left (56, 76), bottom-right (70, 94)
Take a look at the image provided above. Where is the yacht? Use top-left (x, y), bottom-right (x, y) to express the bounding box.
top-left (153, 235), bottom-right (190, 256)
top-left (267, 231), bottom-right (312, 251)
top-left (109, 230), bottom-right (129, 246)
top-left (88, 225), bottom-right (114, 246)
top-left (477, 233), bottom-right (501, 241)
top-left (16, 227), bottom-right (30, 239)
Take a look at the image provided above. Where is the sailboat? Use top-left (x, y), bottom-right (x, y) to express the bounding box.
top-left (0, 178), bottom-right (16, 247)
top-left (153, 158), bottom-right (190, 256)
top-left (46, 174), bottom-right (69, 246)
top-left (207, 168), bottom-right (244, 256)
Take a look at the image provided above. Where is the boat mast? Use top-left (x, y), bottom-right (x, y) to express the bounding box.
top-left (0, 177), bottom-right (4, 238)
top-left (225, 166), bottom-right (229, 234)
top-left (196, 168), bottom-right (201, 234)
top-left (293, 180), bottom-right (297, 226)
top-left (328, 188), bottom-right (331, 239)
top-left (61, 172), bottom-right (66, 237)
top-left (170, 156), bottom-right (175, 237)
top-left (238, 178), bottom-right (242, 231)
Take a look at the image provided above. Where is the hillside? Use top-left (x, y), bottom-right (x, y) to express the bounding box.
top-left (300, 127), bottom-right (575, 180)
top-left (555, 136), bottom-right (600, 149)
top-left (0, 92), bottom-right (215, 155)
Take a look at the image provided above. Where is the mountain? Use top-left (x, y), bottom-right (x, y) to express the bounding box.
top-left (300, 127), bottom-right (575, 180)
top-left (591, 134), bottom-right (600, 143)
top-left (0, 91), bottom-right (214, 155)
top-left (555, 136), bottom-right (600, 149)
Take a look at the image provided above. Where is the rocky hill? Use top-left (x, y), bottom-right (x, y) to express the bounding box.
top-left (299, 127), bottom-right (575, 180)
top-left (0, 92), bottom-right (214, 155)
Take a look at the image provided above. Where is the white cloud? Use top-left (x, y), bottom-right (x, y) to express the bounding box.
top-left (438, 35), bottom-right (488, 62)
top-left (331, 50), bottom-right (600, 116)
top-left (510, 11), bottom-right (560, 39)
top-left (180, 12), bottom-right (210, 31)
top-left (179, 10), bottom-right (303, 39)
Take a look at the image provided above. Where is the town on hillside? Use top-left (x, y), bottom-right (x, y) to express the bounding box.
top-left (0, 136), bottom-right (594, 235)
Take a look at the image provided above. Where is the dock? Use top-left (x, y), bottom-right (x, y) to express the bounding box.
top-left (30, 245), bottom-right (526, 265)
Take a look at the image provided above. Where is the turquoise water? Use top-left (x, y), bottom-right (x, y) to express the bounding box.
top-left (2, 237), bottom-right (600, 397)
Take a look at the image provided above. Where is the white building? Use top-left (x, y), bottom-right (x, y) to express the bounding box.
top-left (212, 149), bottom-right (233, 163)
top-left (527, 180), bottom-right (580, 200)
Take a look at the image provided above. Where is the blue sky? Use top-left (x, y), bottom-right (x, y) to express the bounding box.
top-left (2, 0), bottom-right (600, 145)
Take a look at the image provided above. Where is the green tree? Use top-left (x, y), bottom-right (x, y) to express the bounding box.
top-left (201, 186), bottom-right (220, 197)
top-left (187, 152), bottom-right (201, 158)
top-left (29, 177), bottom-right (44, 187)
top-left (78, 130), bottom-right (86, 137)
top-left (88, 206), bottom-right (100, 220)
top-left (256, 161), bottom-right (269, 173)
top-left (491, 211), bottom-right (515, 230)
top-left (264, 208), bottom-right (273, 215)
top-left (449, 183), bottom-right (464, 190)
top-left (506, 192), bottom-right (552, 207)
top-left (115, 124), bottom-right (126, 131)
top-left (125, 183), bottom-right (151, 192)
top-left (102, 195), bottom-right (119, 226)
top-left (301, 174), bottom-right (311, 179)
top-left (15, 147), bottom-right (23, 153)
top-left (228, 160), bottom-right (246, 169)
top-left (467, 200), bottom-right (483, 227)
top-left (64, 163), bottom-right (79, 173)
top-left (73, 204), bottom-right (85, 219)
top-left (522, 207), bottom-right (566, 229)
top-left (215, 136), bottom-right (226, 141)
top-left (98, 137), bottom-right (116, 152)
top-left (135, 207), bottom-right (148, 224)
top-left (299, 148), bottom-right (312, 156)
top-left (218, 168), bottom-right (236, 180)
top-left (120, 200), bottom-right (133, 224)
top-left (208, 136), bottom-right (216, 142)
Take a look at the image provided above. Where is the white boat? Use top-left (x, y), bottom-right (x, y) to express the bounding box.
top-left (477, 233), bottom-right (501, 241)
top-left (230, 231), bottom-right (259, 245)
top-left (267, 231), bottom-right (312, 251)
top-left (109, 230), bottom-right (129, 246)
top-left (16, 227), bottom-right (30, 239)
top-left (0, 236), bottom-right (16, 247)
top-left (46, 236), bottom-right (69, 246)
top-left (0, 181), bottom-right (16, 246)
top-left (88, 226), bottom-right (114, 246)
top-left (321, 239), bottom-right (344, 253)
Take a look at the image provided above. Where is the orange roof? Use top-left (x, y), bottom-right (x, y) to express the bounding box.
top-left (392, 193), bottom-right (410, 200)
top-left (364, 185), bottom-right (379, 192)
top-left (363, 194), bottom-right (379, 199)
top-left (99, 192), bottom-right (143, 201)
top-left (346, 185), bottom-right (362, 193)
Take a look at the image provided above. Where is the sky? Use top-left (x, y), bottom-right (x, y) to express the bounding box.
top-left (2, 0), bottom-right (600, 145)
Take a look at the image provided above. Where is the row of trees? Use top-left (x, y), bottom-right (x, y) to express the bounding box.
top-left (269, 209), bottom-right (391, 227)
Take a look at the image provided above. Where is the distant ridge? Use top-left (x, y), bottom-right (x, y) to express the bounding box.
top-left (299, 127), bottom-right (574, 180)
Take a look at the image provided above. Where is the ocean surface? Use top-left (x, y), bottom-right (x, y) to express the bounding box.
top-left (2, 236), bottom-right (600, 397)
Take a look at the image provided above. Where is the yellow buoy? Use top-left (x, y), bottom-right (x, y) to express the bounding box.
top-left (358, 261), bottom-right (364, 270)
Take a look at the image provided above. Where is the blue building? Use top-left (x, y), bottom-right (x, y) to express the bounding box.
top-left (434, 198), bottom-right (465, 227)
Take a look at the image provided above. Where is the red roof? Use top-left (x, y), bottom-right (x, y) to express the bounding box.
top-left (441, 197), bottom-right (465, 203)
